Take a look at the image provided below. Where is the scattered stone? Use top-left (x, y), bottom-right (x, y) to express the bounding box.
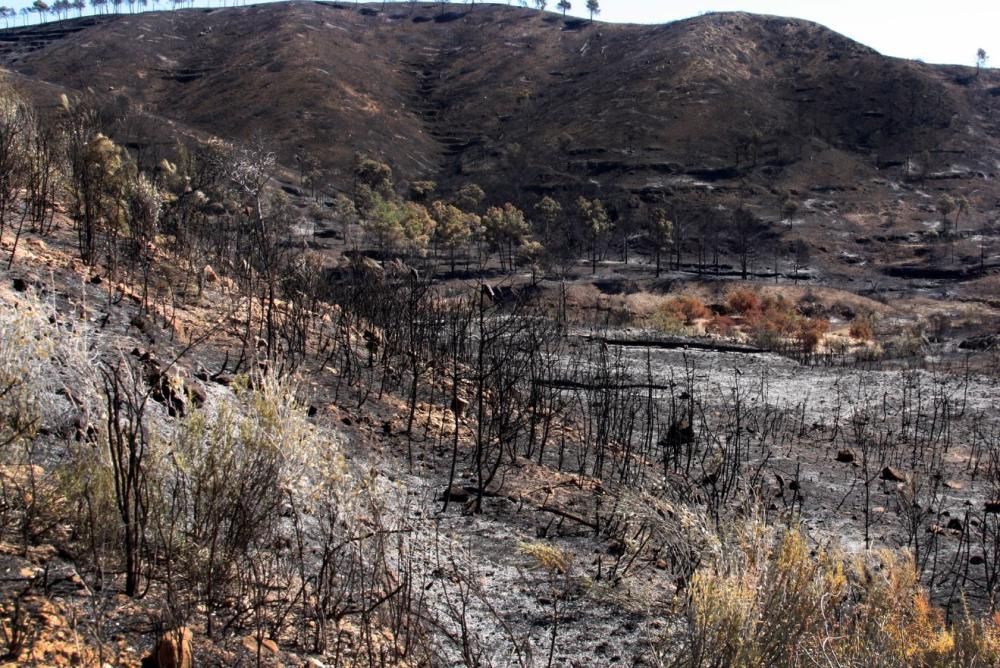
top-left (305, 658), bottom-right (326, 668)
top-left (89, 274), bottom-right (103, 285)
top-left (152, 627), bottom-right (193, 668)
top-left (130, 314), bottom-right (152, 333)
top-left (944, 480), bottom-right (965, 491)
top-left (985, 501), bottom-right (1000, 514)
top-left (655, 559), bottom-right (669, 570)
top-left (382, 420), bottom-right (394, 435)
top-left (213, 373), bottom-right (234, 387)
top-left (242, 635), bottom-right (279, 656)
top-left (185, 382), bottom-right (207, 409)
top-left (835, 449), bottom-right (855, 463)
top-left (12, 277), bottom-right (28, 292)
top-left (145, 362), bottom-right (196, 417)
top-left (880, 466), bottom-right (908, 483)
top-left (773, 473), bottom-right (784, 497)
top-left (607, 541), bottom-right (627, 557)
top-left (40, 611), bottom-right (64, 628)
top-left (927, 524), bottom-right (947, 535)
top-left (971, 555), bottom-right (986, 565)
top-left (440, 485), bottom-right (469, 503)
top-left (946, 518), bottom-right (964, 532)
top-left (341, 415), bottom-right (353, 426)
top-left (43, 561), bottom-right (91, 597)
top-left (307, 405), bottom-right (318, 417)
top-left (202, 264), bottom-right (219, 283)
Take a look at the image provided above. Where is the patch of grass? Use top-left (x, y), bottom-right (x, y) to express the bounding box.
top-left (657, 524), bottom-right (1000, 667)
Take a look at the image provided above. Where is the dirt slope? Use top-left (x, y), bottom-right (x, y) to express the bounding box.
top-left (1, 2), bottom-right (998, 199)
top-left (3, 2), bottom-right (1000, 294)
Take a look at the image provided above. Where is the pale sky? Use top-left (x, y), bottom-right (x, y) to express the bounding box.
top-left (587, 0), bottom-right (998, 66)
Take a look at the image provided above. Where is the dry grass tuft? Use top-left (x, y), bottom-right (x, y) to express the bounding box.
top-left (657, 523), bottom-right (1000, 667)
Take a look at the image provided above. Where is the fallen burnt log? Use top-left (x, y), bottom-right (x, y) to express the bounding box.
top-left (584, 334), bottom-right (765, 355)
top-left (535, 378), bottom-right (680, 391)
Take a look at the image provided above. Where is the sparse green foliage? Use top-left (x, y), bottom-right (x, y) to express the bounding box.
top-left (454, 182), bottom-right (485, 213)
top-left (399, 200), bottom-right (436, 255)
top-left (954, 194), bottom-right (969, 234)
top-left (409, 179), bottom-right (436, 202)
top-left (353, 154), bottom-right (393, 213)
top-left (0, 86), bottom-right (32, 254)
top-left (648, 207), bottom-right (673, 277)
top-left (731, 207), bottom-right (764, 279)
top-left (482, 202), bottom-right (530, 271)
top-left (585, 0), bottom-right (598, 21)
top-left (166, 373), bottom-right (323, 635)
top-left (363, 193), bottom-right (405, 252)
top-left (517, 238), bottom-right (545, 283)
top-left (296, 151), bottom-right (323, 199)
top-left (576, 196), bottom-right (609, 273)
top-left (431, 199), bottom-right (472, 271)
top-left (781, 197), bottom-right (799, 224)
top-left (533, 195), bottom-right (562, 245)
top-left (557, 0), bottom-right (570, 15)
top-left (938, 194), bottom-right (956, 235)
top-left (362, 197), bottom-right (436, 256)
top-left (77, 132), bottom-right (128, 266)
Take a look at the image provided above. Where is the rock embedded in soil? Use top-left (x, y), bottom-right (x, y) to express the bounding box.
top-left (451, 396), bottom-right (470, 417)
top-left (241, 635), bottom-right (279, 656)
top-left (835, 449), bottom-right (855, 463)
top-left (880, 466), bottom-right (908, 483)
top-left (607, 540), bottom-right (627, 556)
top-left (440, 485), bottom-right (470, 502)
